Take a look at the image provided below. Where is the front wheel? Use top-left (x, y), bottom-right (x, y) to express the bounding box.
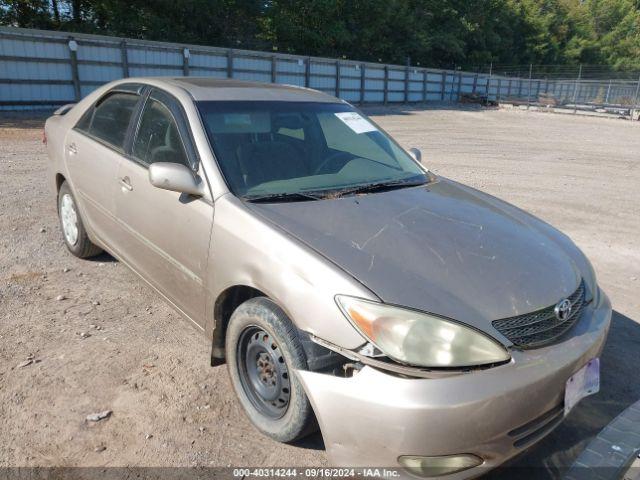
top-left (226, 297), bottom-right (316, 442)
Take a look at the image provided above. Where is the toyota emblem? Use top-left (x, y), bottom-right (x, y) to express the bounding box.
top-left (554, 298), bottom-right (572, 321)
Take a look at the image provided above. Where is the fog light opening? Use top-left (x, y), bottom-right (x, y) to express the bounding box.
top-left (398, 454), bottom-right (483, 478)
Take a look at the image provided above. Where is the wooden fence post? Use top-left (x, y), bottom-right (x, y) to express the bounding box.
top-left (271, 55), bottom-right (277, 83)
top-left (226, 49), bottom-right (233, 78)
top-left (182, 48), bottom-right (190, 76)
top-left (68, 37), bottom-right (81, 101)
top-left (120, 39), bottom-right (129, 78)
top-left (383, 66), bottom-right (389, 105)
top-left (404, 64), bottom-right (409, 104)
top-left (422, 70), bottom-right (427, 103)
top-left (359, 63), bottom-right (365, 105)
top-left (305, 57), bottom-right (311, 88)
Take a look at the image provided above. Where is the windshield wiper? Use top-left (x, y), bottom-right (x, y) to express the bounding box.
top-left (243, 177), bottom-right (427, 203)
top-left (243, 191), bottom-right (323, 203)
top-left (331, 178), bottom-right (428, 198)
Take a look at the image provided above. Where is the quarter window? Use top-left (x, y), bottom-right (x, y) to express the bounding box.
top-left (133, 98), bottom-right (189, 167)
top-left (75, 107), bottom-right (93, 132)
top-left (86, 93), bottom-right (139, 150)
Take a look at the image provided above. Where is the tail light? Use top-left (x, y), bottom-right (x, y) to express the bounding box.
top-left (42, 129), bottom-right (47, 145)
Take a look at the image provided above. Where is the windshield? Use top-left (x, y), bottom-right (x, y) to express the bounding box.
top-left (197, 101), bottom-right (428, 200)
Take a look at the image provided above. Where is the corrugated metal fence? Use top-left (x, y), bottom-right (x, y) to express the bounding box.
top-left (1, 26), bottom-right (639, 117)
top-left (0, 26), bottom-right (487, 109)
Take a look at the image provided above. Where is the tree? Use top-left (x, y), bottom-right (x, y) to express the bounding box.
top-left (0, 0), bottom-right (54, 28)
top-left (0, 0), bottom-right (638, 71)
top-left (586, 0), bottom-right (640, 69)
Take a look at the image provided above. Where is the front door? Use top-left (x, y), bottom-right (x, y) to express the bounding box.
top-left (113, 89), bottom-right (212, 326)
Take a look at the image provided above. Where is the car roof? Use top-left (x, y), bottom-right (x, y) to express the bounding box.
top-left (155, 77), bottom-right (344, 103)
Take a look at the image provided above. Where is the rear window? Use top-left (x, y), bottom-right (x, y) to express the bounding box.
top-left (76, 92), bottom-right (139, 150)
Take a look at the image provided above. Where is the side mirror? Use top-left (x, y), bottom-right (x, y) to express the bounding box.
top-left (408, 147), bottom-right (422, 163)
top-left (148, 162), bottom-right (205, 196)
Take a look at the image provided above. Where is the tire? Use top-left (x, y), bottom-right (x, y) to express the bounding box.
top-left (57, 181), bottom-right (102, 258)
top-left (226, 297), bottom-right (317, 442)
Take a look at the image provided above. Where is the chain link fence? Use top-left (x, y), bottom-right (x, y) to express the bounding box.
top-left (480, 64), bottom-right (640, 118)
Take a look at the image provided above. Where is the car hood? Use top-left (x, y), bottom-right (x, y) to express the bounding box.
top-left (245, 178), bottom-right (587, 340)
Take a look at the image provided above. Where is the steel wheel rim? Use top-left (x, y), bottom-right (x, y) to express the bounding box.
top-left (60, 194), bottom-right (79, 246)
top-left (237, 326), bottom-right (291, 419)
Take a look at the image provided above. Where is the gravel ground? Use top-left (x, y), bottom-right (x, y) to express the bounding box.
top-left (0, 106), bottom-right (638, 478)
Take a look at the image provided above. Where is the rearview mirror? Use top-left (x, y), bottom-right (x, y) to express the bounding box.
top-left (148, 162), bottom-right (205, 196)
top-left (408, 147), bottom-right (422, 163)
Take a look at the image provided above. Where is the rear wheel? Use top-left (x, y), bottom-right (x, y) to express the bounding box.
top-left (226, 297), bottom-right (316, 442)
top-left (57, 181), bottom-right (102, 258)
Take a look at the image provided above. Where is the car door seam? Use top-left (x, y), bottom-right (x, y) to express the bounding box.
top-left (79, 191), bottom-right (204, 286)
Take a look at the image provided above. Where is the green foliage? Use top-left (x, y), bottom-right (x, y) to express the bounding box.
top-left (1, 0), bottom-right (54, 28)
top-left (586, 0), bottom-right (640, 68)
top-left (1, 0), bottom-right (638, 70)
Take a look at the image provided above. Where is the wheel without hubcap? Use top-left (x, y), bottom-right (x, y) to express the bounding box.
top-left (225, 297), bottom-right (316, 442)
top-left (237, 326), bottom-right (291, 419)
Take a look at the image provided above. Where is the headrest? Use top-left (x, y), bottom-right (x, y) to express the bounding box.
top-left (273, 113), bottom-right (304, 130)
top-left (204, 112), bottom-right (271, 134)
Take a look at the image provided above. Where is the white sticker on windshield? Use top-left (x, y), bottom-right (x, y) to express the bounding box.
top-left (334, 112), bottom-right (377, 134)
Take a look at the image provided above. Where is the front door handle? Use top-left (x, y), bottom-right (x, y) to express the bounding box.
top-left (119, 176), bottom-right (133, 192)
top-left (67, 143), bottom-right (77, 155)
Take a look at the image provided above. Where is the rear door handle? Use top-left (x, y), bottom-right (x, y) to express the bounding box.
top-left (119, 176), bottom-right (133, 191)
top-left (67, 143), bottom-right (77, 155)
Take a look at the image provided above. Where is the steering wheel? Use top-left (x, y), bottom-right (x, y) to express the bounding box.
top-left (313, 151), bottom-right (354, 175)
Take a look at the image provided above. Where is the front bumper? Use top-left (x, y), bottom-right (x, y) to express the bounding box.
top-left (297, 291), bottom-right (611, 478)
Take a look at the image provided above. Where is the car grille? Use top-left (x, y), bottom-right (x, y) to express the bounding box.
top-left (492, 281), bottom-right (586, 348)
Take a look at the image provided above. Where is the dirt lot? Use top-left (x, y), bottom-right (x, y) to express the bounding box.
top-left (1, 107), bottom-right (639, 478)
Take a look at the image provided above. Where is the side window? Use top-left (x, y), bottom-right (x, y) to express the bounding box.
top-left (87, 93), bottom-right (139, 150)
top-left (133, 97), bottom-right (190, 167)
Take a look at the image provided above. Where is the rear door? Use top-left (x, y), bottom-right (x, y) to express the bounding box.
top-left (112, 89), bottom-right (212, 326)
top-left (65, 86), bottom-right (143, 247)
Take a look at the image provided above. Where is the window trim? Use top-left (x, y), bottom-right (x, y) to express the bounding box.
top-left (72, 84), bottom-right (146, 155)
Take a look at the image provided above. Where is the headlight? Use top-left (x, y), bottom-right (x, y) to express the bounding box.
top-left (336, 296), bottom-right (510, 368)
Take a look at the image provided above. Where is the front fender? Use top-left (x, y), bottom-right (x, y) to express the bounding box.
top-left (206, 194), bottom-right (375, 350)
